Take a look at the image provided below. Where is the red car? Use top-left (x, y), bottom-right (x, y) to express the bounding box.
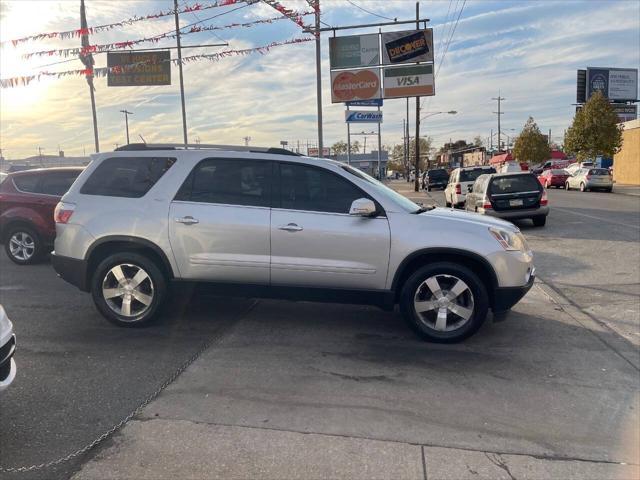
top-left (538, 169), bottom-right (569, 189)
top-left (0, 167), bottom-right (83, 264)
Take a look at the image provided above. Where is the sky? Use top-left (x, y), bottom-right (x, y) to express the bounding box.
top-left (0, 0), bottom-right (639, 159)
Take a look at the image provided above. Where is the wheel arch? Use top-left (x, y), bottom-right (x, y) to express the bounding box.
top-left (391, 248), bottom-right (499, 306)
top-left (1, 219), bottom-right (39, 244)
top-left (85, 236), bottom-right (175, 286)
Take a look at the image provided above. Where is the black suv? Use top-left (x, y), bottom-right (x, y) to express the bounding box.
top-left (421, 169), bottom-right (449, 191)
top-left (465, 172), bottom-right (549, 227)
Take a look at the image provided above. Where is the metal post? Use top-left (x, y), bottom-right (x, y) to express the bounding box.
top-left (314, 0), bottom-right (323, 157)
top-left (377, 104), bottom-right (382, 179)
top-left (174, 0), bottom-right (188, 145)
top-left (346, 105), bottom-right (351, 165)
top-left (120, 109), bottom-right (133, 145)
top-left (414, 1), bottom-right (420, 192)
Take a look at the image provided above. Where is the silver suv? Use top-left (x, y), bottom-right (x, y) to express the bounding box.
top-left (52, 144), bottom-right (535, 343)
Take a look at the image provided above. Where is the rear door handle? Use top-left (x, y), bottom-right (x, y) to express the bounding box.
top-left (278, 223), bottom-right (303, 232)
top-left (175, 216), bottom-right (199, 225)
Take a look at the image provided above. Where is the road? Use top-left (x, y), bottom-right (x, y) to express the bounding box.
top-left (402, 181), bottom-right (640, 344)
top-left (0, 184), bottom-right (638, 479)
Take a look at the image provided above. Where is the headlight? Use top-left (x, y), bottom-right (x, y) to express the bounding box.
top-left (489, 227), bottom-right (527, 252)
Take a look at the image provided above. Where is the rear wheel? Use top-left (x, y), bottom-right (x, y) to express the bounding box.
top-left (400, 262), bottom-right (489, 343)
top-left (532, 216), bottom-right (547, 227)
top-left (4, 226), bottom-right (43, 265)
top-left (580, 183), bottom-right (587, 192)
top-left (91, 252), bottom-right (167, 327)
top-left (565, 182), bottom-right (571, 190)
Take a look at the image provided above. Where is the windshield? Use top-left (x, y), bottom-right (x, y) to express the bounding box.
top-left (460, 168), bottom-right (496, 182)
top-left (342, 165), bottom-right (419, 213)
top-left (428, 169), bottom-right (449, 179)
top-left (551, 169), bottom-right (567, 175)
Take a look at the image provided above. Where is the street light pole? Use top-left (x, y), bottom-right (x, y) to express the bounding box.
top-left (119, 109), bottom-right (133, 145)
top-left (314, 0), bottom-right (323, 158)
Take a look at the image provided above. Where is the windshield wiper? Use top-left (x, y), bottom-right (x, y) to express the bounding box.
top-left (412, 205), bottom-right (436, 214)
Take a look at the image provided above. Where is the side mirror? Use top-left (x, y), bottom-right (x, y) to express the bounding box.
top-left (349, 198), bottom-right (377, 217)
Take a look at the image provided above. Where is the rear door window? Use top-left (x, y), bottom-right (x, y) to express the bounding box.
top-left (80, 157), bottom-right (175, 198)
top-left (176, 158), bottom-right (271, 207)
top-left (12, 174), bottom-right (39, 193)
top-left (38, 171), bottom-right (81, 196)
top-left (490, 175), bottom-right (541, 194)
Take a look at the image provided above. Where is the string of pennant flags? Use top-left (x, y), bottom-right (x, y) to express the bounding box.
top-left (21, 12), bottom-right (313, 59)
top-left (0, 0), bottom-right (256, 48)
top-left (0, 37), bottom-right (314, 88)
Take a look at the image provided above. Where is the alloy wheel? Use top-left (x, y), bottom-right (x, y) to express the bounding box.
top-left (9, 232), bottom-right (35, 261)
top-left (102, 263), bottom-right (154, 319)
top-left (413, 274), bottom-right (475, 332)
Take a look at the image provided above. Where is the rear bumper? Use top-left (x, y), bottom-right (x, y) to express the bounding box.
top-left (51, 252), bottom-right (89, 292)
top-left (483, 206), bottom-right (549, 220)
top-left (493, 275), bottom-right (535, 313)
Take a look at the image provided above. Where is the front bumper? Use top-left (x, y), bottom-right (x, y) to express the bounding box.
top-left (493, 274), bottom-right (535, 313)
top-left (0, 334), bottom-right (16, 391)
top-left (52, 252), bottom-right (89, 292)
top-left (482, 206), bottom-right (549, 220)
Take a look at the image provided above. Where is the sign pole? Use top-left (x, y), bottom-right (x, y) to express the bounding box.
top-left (174, 0), bottom-right (188, 146)
top-left (377, 104), bottom-right (382, 179)
top-left (314, 0), bottom-right (324, 158)
top-left (414, 1), bottom-right (421, 192)
top-left (346, 105), bottom-right (351, 165)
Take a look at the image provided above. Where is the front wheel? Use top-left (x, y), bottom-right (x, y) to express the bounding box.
top-left (91, 252), bottom-right (167, 327)
top-left (580, 183), bottom-right (587, 192)
top-left (399, 262), bottom-right (489, 343)
top-left (565, 182), bottom-right (570, 190)
top-left (4, 226), bottom-right (43, 265)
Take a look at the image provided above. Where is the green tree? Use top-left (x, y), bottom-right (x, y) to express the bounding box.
top-left (350, 140), bottom-right (361, 154)
top-left (387, 144), bottom-right (405, 172)
top-left (473, 135), bottom-right (484, 147)
top-left (409, 136), bottom-right (433, 172)
top-left (512, 117), bottom-right (551, 165)
top-left (564, 91), bottom-right (622, 160)
top-left (331, 140), bottom-right (348, 155)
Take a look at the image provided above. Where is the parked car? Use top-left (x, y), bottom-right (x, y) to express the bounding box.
top-left (0, 305), bottom-right (16, 392)
top-left (565, 161), bottom-right (594, 175)
top-left (421, 168), bottom-right (449, 191)
top-left (538, 169), bottom-right (569, 188)
top-left (52, 144), bottom-right (535, 343)
top-left (465, 172), bottom-right (549, 227)
top-left (565, 168), bottom-right (613, 192)
top-left (444, 166), bottom-right (496, 208)
top-left (0, 167), bottom-right (84, 264)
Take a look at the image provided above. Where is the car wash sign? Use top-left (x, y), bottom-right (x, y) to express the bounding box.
top-left (383, 64), bottom-right (434, 98)
top-left (345, 110), bottom-right (383, 123)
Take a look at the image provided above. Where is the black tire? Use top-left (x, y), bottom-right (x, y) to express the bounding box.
top-left (399, 262), bottom-right (489, 343)
top-left (565, 182), bottom-right (571, 190)
top-left (4, 225), bottom-right (44, 265)
top-left (427, 186), bottom-right (431, 192)
top-left (91, 252), bottom-right (167, 327)
top-left (532, 216), bottom-right (546, 227)
top-left (580, 183), bottom-right (587, 192)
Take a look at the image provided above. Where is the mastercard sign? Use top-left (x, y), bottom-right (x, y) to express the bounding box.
top-left (330, 68), bottom-right (382, 103)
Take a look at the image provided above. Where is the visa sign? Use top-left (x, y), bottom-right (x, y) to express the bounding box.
top-left (345, 110), bottom-right (383, 123)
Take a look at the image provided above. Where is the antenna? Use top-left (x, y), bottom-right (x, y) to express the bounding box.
top-left (139, 134), bottom-right (147, 144)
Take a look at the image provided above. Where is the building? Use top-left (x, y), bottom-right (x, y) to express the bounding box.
top-left (462, 148), bottom-right (487, 167)
top-left (613, 119), bottom-right (640, 185)
top-left (332, 151), bottom-right (389, 178)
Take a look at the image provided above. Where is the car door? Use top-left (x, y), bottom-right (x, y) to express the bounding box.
top-left (270, 162), bottom-right (390, 290)
top-left (570, 169), bottom-right (583, 188)
top-left (168, 158), bottom-right (272, 283)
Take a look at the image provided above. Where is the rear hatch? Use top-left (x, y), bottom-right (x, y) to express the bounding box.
top-left (427, 170), bottom-right (448, 185)
top-left (488, 174), bottom-right (542, 211)
top-left (460, 168), bottom-right (496, 192)
top-left (587, 168), bottom-right (612, 185)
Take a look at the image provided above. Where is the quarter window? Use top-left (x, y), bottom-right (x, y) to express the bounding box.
top-left (12, 174), bottom-right (39, 193)
top-left (278, 163), bottom-right (364, 214)
top-left (176, 158), bottom-right (271, 207)
top-left (81, 157), bottom-right (175, 198)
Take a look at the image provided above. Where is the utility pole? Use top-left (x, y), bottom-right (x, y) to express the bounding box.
top-left (492, 93), bottom-right (505, 152)
top-left (490, 128), bottom-right (493, 150)
top-left (119, 109), bottom-right (133, 145)
top-left (414, 1), bottom-right (421, 192)
top-left (38, 147), bottom-right (44, 167)
top-left (80, 0), bottom-right (99, 153)
top-left (548, 128), bottom-right (552, 146)
top-left (347, 104), bottom-right (351, 165)
top-left (406, 98), bottom-right (410, 181)
top-left (314, 0), bottom-right (323, 157)
top-left (242, 136), bottom-right (251, 146)
top-left (174, 0), bottom-right (188, 145)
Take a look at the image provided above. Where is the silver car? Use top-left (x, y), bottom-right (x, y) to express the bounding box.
top-left (565, 168), bottom-right (613, 192)
top-left (52, 144), bottom-right (535, 343)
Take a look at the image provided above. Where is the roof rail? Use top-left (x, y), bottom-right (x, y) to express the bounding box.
top-left (114, 143), bottom-right (301, 156)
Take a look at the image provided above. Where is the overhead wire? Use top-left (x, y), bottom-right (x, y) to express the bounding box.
top-left (344, 0), bottom-right (396, 22)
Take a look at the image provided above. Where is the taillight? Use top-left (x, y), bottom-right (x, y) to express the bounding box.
top-left (54, 201), bottom-right (75, 224)
top-left (455, 184), bottom-right (462, 195)
top-left (482, 196), bottom-right (492, 210)
top-left (540, 190), bottom-right (548, 206)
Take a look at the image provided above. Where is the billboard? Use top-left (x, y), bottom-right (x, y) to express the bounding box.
top-left (383, 64), bottom-right (434, 98)
top-left (331, 68), bottom-right (382, 103)
top-left (107, 51), bottom-right (171, 87)
top-left (586, 67), bottom-right (638, 102)
top-left (381, 29), bottom-right (434, 65)
top-left (329, 34), bottom-right (379, 69)
top-left (345, 110), bottom-right (383, 123)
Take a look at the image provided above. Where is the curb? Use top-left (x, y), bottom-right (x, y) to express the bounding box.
top-left (533, 277), bottom-right (640, 371)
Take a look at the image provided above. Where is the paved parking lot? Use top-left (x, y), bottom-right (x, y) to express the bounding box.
top-left (1, 183), bottom-right (638, 479)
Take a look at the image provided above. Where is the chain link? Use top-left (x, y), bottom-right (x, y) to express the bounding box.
top-left (0, 300), bottom-right (257, 474)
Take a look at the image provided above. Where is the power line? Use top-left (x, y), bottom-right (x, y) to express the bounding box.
top-left (435, 0), bottom-right (466, 79)
top-left (344, 0), bottom-right (396, 22)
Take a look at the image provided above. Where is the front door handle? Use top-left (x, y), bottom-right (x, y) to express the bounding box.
top-left (175, 216), bottom-right (199, 225)
top-left (278, 223), bottom-right (303, 232)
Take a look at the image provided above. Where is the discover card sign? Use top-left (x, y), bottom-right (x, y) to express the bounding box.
top-left (382, 29), bottom-right (433, 64)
